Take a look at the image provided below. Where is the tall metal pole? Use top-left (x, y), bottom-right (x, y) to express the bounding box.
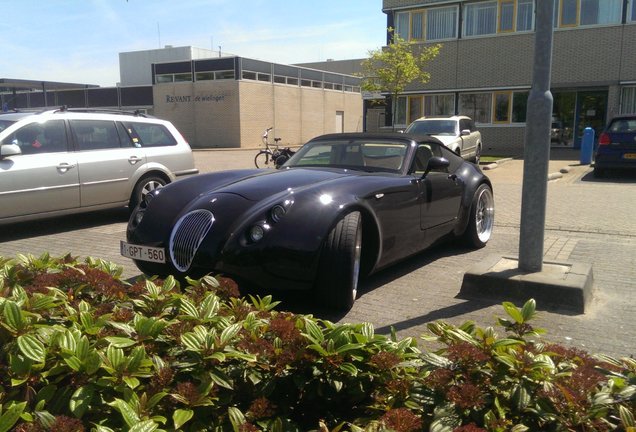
top-left (518, 0), bottom-right (555, 272)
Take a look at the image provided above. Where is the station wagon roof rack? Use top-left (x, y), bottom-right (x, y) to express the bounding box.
top-left (52, 106), bottom-right (155, 118)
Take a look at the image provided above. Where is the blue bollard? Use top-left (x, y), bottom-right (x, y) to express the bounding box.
top-left (580, 126), bottom-right (595, 165)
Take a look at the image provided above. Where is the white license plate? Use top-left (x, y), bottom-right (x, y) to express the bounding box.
top-left (120, 241), bottom-right (166, 263)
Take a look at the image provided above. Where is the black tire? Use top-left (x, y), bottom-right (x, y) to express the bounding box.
top-left (593, 167), bottom-right (605, 178)
top-left (473, 144), bottom-right (482, 165)
top-left (464, 184), bottom-right (494, 248)
top-left (316, 211), bottom-right (362, 311)
top-left (254, 151), bottom-right (273, 168)
top-left (130, 176), bottom-right (166, 210)
top-left (274, 154), bottom-right (289, 168)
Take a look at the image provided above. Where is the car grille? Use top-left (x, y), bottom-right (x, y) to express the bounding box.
top-left (169, 210), bottom-right (215, 272)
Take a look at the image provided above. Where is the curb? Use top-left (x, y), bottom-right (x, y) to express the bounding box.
top-left (480, 157), bottom-right (514, 171)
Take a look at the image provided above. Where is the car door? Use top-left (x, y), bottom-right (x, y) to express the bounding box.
top-left (415, 143), bottom-right (463, 230)
top-left (70, 119), bottom-right (146, 207)
top-left (0, 119), bottom-right (79, 220)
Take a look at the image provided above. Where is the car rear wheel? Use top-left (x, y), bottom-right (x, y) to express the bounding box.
top-left (464, 184), bottom-right (494, 248)
top-left (316, 211), bottom-right (362, 311)
top-left (474, 144), bottom-right (481, 165)
top-left (593, 166), bottom-right (605, 178)
top-left (130, 175), bottom-right (166, 210)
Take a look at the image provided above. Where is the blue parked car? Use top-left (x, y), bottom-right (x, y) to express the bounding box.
top-left (594, 115), bottom-right (636, 177)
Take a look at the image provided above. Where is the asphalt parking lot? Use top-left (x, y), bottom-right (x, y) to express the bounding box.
top-left (1, 148), bottom-right (635, 358)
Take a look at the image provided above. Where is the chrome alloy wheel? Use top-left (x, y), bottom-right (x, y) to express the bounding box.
top-left (475, 187), bottom-right (494, 243)
top-left (141, 179), bottom-right (164, 199)
top-left (351, 224), bottom-right (362, 303)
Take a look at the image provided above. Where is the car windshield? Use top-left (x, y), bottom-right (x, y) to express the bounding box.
top-left (0, 119), bottom-right (16, 133)
top-left (284, 139), bottom-right (408, 172)
top-left (405, 119), bottom-right (457, 136)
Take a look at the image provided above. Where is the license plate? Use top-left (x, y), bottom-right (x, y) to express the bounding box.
top-left (623, 153), bottom-right (636, 159)
top-left (120, 241), bottom-right (166, 263)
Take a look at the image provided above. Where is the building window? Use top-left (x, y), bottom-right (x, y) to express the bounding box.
top-left (621, 86), bottom-right (636, 114)
top-left (396, 96), bottom-right (407, 125)
top-left (395, 6), bottom-right (458, 41)
top-left (556, 0), bottom-right (622, 27)
top-left (517, 0), bottom-right (534, 31)
top-left (156, 74), bottom-right (173, 84)
top-left (174, 73), bottom-right (192, 82)
top-left (464, 1), bottom-right (497, 36)
top-left (242, 71), bottom-right (257, 80)
top-left (195, 72), bottom-right (214, 81)
top-left (427, 6), bottom-right (458, 40)
top-left (215, 70), bottom-right (234, 80)
top-left (459, 93), bottom-right (492, 123)
top-left (512, 91), bottom-right (529, 122)
top-left (409, 96), bottom-right (423, 123)
top-left (493, 92), bottom-right (511, 123)
top-left (631, 0), bottom-right (636, 21)
top-left (424, 94), bottom-right (455, 116)
top-left (396, 12), bottom-right (410, 39)
top-left (499, 0), bottom-right (515, 32)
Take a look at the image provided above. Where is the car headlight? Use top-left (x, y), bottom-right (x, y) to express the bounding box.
top-left (248, 225), bottom-right (265, 243)
top-left (270, 204), bottom-right (286, 223)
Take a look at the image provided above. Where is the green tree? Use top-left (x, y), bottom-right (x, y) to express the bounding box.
top-left (360, 29), bottom-right (441, 130)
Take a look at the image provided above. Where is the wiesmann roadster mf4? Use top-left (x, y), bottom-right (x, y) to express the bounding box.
top-left (121, 133), bottom-right (494, 310)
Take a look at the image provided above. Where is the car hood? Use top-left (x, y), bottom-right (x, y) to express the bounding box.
top-left (430, 135), bottom-right (460, 146)
top-left (208, 168), bottom-right (351, 201)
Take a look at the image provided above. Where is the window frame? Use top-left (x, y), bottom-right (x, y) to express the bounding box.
top-left (498, 0), bottom-right (516, 33)
top-left (394, 5), bottom-right (459, 42)
top-left (555, 0), bottom-right (623, 28)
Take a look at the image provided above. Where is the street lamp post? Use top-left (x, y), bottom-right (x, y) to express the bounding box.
top-left (518, 0), bottom-right (555, 272)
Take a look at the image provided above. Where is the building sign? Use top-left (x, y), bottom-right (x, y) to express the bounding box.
top-left (165, 93), bottom-right (227, 103)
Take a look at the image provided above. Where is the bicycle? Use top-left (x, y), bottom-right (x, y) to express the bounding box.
top-left (254, 127), bottom-right (295, 169)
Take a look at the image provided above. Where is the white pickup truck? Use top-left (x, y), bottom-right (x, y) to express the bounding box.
top-left (405, 115), bottom-right (482, 164)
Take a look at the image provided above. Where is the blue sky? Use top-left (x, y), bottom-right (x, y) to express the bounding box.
top-left (1, 0), bottom-right (386, 87)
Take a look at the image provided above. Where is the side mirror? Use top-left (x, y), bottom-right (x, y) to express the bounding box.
top-left (0, 144), bottom-right (21, 159)
top-left (423, 156), bottom-right (450, 177)
top-left (461, 129), bottom-right (471, 136)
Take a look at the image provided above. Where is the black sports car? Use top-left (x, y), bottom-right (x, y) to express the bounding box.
top-left (121, 133), bottom-right (494, 310)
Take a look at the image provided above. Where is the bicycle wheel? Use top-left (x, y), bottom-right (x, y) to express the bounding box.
top-left (254, 151), bottom-right (272, 168)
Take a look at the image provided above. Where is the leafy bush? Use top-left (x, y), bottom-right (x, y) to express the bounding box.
top-left (0, 254), bottom-right (634, 432)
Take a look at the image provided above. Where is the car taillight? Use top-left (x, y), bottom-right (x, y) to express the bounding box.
top-left (598, 132), bottom-right (610, 146)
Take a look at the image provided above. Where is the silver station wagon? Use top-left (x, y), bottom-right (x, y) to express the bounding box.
top-left (0, 108), bottom-right (198, 225)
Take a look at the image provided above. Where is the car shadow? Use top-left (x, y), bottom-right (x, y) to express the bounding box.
top-left (579, 169), bottom-right (636, 183)
top-left (270, 239), bottom-right (489, 321)
top-left (0, 208), bottom-right (129, 242)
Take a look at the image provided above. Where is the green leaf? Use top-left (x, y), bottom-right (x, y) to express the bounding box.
top-left (228, 407), bottom-right (246, 432)
top-left (339, 362), bottom-right (359, 376)
top-left (126, 346), bottom-right (146, 373)
top-left (69, 386), bottom-right (94, 418)
top-left (335, 343), bottom-right (364, 354)
top-left (17, 335), bottom-right (46, 363)
top-left (0, 402), bottom-right (26, 432)
top-left (105, 336), bottom-right (137, 348)
top-left (63, 355), bottom-right (82, 372)
top-left (620, 405), bottom-right (636, 427)
top-left (128, 419), bottom-right (158, 432)
top-left (303, 318), bottom-right (324, 343)
top-left (107, 346), bottom-right (125, 369)
top-left (109, 398), bottom-right (140, 428)
top-left (220, 323), bottom-right (241, 345)
top-left (520, 299), bottom-right (536, 322)
top-left (173, 408), bottom-right (194, 429)
top-left (492, 338), bottom-right (525, 349)
top-left (2, 301), bottom-right (24, 333)
top-left (123, 376), bottom-right (140, 389)
top-left (179, 298), bottom-right (199, 318)
top-left (503, 301), bottom-right (524, 324)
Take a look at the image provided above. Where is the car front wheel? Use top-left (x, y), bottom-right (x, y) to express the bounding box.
top-left (316, 211), bottom-right (362, 310)
top-left (464, 184), bottom-right (494, 248)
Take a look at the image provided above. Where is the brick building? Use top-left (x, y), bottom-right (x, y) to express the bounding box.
top-left (381, 0), bottom-right (636, 155)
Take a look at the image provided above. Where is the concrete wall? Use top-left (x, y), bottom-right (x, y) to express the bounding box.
top-left (154, 80), bottom-right (362, 149)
